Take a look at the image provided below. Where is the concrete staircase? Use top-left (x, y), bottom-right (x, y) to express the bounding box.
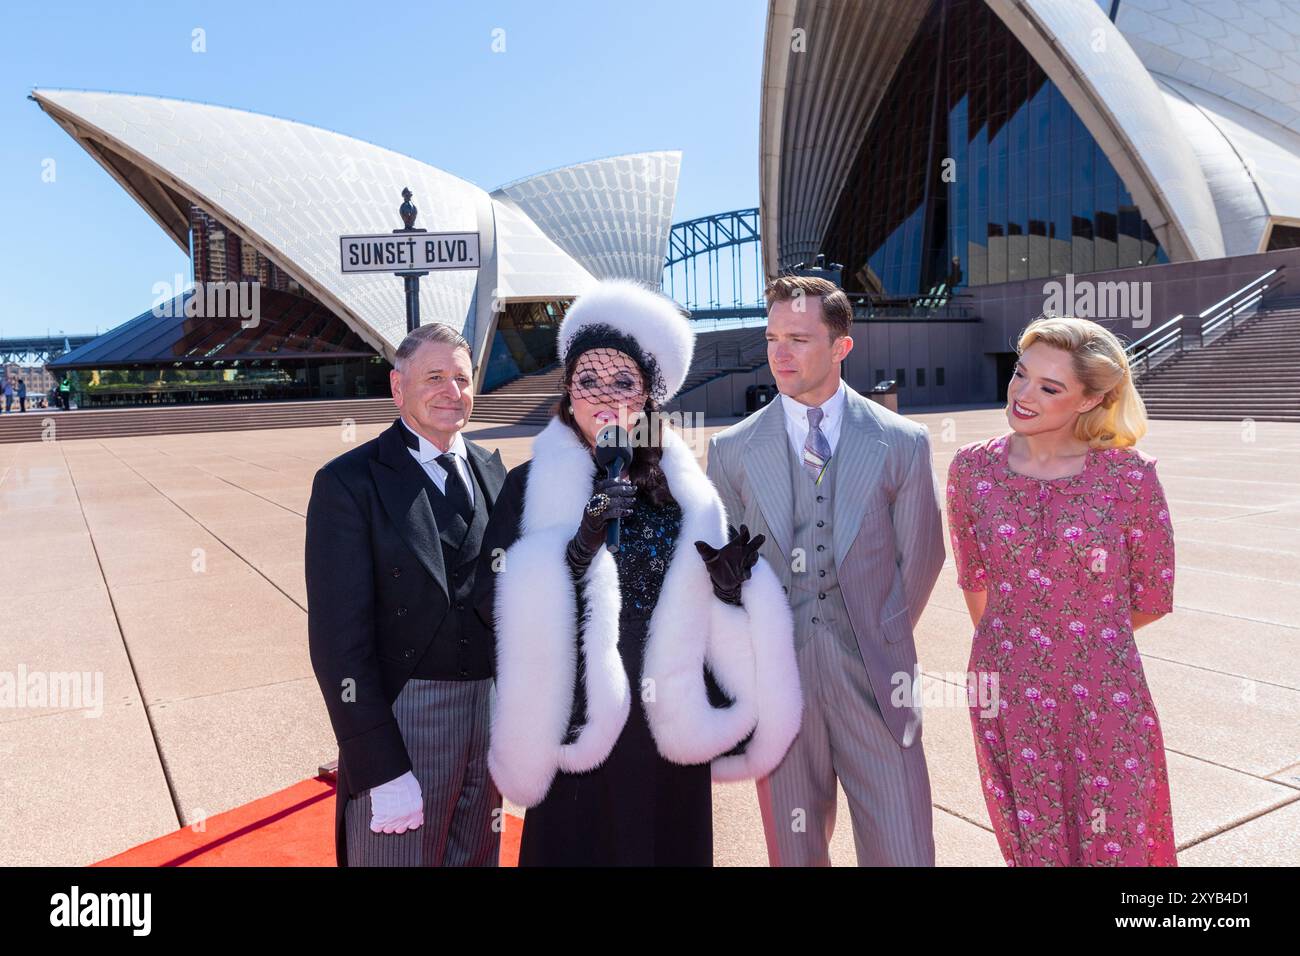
top-left (0, 397), bottom-right (400, 444)
top-left (470, 325), bottom-right (770, 424)
top-left (675, 327), bottom-right (769, 397)
top-left (0, 325), bottom-right (772, 443)
top-left (1136, 299), bottom-right (1300, 422)
top-left (470, 366), bottom-right (564, 425)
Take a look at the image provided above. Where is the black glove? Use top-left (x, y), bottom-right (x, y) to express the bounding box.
top-left (694, 524), bottom-right (765, 606)
top-left (566, 475), bottom-right (637, 576)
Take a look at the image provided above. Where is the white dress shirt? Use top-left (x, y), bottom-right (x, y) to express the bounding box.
top-left (399, 419), bottom-right (474, 506)
top-left (780, 378), bottom-right (848, 462)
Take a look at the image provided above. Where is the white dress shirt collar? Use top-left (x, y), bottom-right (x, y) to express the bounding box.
top-left (780, 378), bottom-right (847, 433)
top-left (399, 418), bottom-right (468, 465)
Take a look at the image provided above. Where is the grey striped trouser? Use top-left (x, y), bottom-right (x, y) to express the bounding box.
top-left (345, 677), bottom-right (500, 866)
top-left (756, 626), bottom-right (935, 866)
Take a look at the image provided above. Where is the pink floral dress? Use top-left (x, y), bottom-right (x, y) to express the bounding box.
top-left (946, 433), bottom-right (1177, 866)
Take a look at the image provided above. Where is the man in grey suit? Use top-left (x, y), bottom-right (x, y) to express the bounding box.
top-left (706, 275), bottom-right (945, 866)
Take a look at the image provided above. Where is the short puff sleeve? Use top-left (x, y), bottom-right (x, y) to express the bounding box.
top-left (945, 448), bottom-right (988, 592)
top-left (1124, 456), bottom-right (1175, 615)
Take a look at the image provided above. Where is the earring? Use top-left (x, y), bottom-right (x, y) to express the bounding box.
top-left (568, 405), bottom-right (575, 415)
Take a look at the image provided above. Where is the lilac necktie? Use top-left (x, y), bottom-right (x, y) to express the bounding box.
top-left (802, 406), bottom-right (831, 483)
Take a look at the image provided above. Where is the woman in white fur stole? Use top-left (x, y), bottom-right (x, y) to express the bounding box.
top-left (472, 279), bottom-right (801, 866)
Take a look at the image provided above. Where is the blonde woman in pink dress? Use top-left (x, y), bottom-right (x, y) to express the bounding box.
top-left (946, 316), bottom-right (1177, 866)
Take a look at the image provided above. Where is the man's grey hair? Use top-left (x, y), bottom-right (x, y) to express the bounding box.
top-left (393, 323), bottom-right (473, 373)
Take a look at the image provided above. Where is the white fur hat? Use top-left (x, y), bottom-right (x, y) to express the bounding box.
top-left (557, 279), bottom-right (696, 404)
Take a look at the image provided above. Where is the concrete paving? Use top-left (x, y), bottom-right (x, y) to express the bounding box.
top-left (0, 406), bottom-right (1296, 865)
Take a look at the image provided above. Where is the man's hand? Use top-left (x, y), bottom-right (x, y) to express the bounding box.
top-left (369, 769), bottom-right (424, 834)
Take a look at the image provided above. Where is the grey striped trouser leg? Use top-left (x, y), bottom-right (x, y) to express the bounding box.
top-left (345, 678), bottom-right (501, 866)
top-left (824, 631), bottom-right (935, 866)
top-left (756, 629), bottom-right (935, 866)
top-left (757, 633), bottom-right (837, 866)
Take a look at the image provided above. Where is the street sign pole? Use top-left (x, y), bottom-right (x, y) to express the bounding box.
top-left (404, 273), bottom-right (420, 332)
top-left (338, 189), bottom-right (480, 339)
top-left (394, 188), bottom-right (427, 333)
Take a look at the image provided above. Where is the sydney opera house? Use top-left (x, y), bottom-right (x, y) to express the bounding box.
top-left (761, 0), bottom-right (1300, 415)
top-left (34, 87), bottom-right (679, 402)
top-left (32, 0), bottom-right (1300, 418)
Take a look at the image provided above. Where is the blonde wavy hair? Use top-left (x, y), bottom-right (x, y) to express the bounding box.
top-left (1015, 315), bottom-right (1147, 448)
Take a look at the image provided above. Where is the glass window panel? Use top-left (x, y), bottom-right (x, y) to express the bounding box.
top-left (1051, 193), bottom-right (1072, 275)
top-left (816, 0), bottom-right (1161, 296)
top-left (1028, 230), bottom-right (1050, 279)
top-left (1008, 234), bottom-right (1028, 282)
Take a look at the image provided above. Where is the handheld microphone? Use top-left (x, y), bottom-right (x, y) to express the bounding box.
top-left (594, 424), bottom-right (633, 553)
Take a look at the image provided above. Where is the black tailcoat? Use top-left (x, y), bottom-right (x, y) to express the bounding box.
top-left (305, 419), bottom-right (505, 866)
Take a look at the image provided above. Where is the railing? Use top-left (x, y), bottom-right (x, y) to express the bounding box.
top-left (1125, 314), bottom-right (1185, 379)
top-left (1126, 267), bottom-right (1284, 379)
top-left (701, 338), bottom-right (768, 369)
top-left (1197, 267), bottom-right (1282, 347)
top-left (0, 334), bottom-right (96, 365)
top-left (684, 311), bottom-right (768, 332)
top-left (850, 292), bottom-right (976, 320)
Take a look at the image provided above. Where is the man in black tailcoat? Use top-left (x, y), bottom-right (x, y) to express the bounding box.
top-left (306, 322), bottom-right (505, 866)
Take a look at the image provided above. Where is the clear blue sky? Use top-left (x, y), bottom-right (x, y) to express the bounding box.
top-left (0, 0), bottom-right (765, 339)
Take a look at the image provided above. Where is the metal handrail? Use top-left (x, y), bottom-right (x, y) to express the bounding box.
top-left (1124, 314), bottom-right (1184, 379)
top-left (684, 313), bottom-right (769, 333)
top-left (1197, 269), bottom-right (1276, 321)
top-left (1126, 314), bottom-right (1183, 353)
top-left (708, 337), bottom-right (768, 368)
top-left (1198, 270), bottom-right (1281, 346)
top-left (1125, 267), bottom-right (1284, 380)
top-left (852, 300), bottom-right (976, 320)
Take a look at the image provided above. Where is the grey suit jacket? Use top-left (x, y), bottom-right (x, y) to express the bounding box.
top-left (706, 385), bottom-right (946, 747)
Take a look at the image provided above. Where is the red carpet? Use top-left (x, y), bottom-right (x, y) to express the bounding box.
top-left (93, 776), bottom-right (522, 867)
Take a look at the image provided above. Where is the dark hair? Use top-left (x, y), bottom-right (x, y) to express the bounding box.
top-left (555, 347), bottom-right (675, 508)
top-left (561, 322), bottom-right (666, 405)
top-left (764, 274), bottom-right (853, 340)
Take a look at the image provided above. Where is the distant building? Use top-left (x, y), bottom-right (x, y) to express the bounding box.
top-left (3, 362), bottom-right (56, 398)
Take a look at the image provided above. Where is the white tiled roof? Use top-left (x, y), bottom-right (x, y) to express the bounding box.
top-left (759, 0), bottom-right (1300, 269)
top-left (490, 193), bottom-right (597, 300)
top-left (33, 89), bottom-right (481, 356)
top-left (1159, 73), bottom-right (1300, 253)
top-left (996, 0), bottom-right (1225, 260)
top-left (32, 89), bottom-right (679, 359)
top-left (1118, 0), bottom-right (1300, 252)
top-left (492, 151), bottom-right (682, 287)
top-left (1118, 0), bottom-right (1300, 135)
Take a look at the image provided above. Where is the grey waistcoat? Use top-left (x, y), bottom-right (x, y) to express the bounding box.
top-left (786, 438), bottom-right (857, 652)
